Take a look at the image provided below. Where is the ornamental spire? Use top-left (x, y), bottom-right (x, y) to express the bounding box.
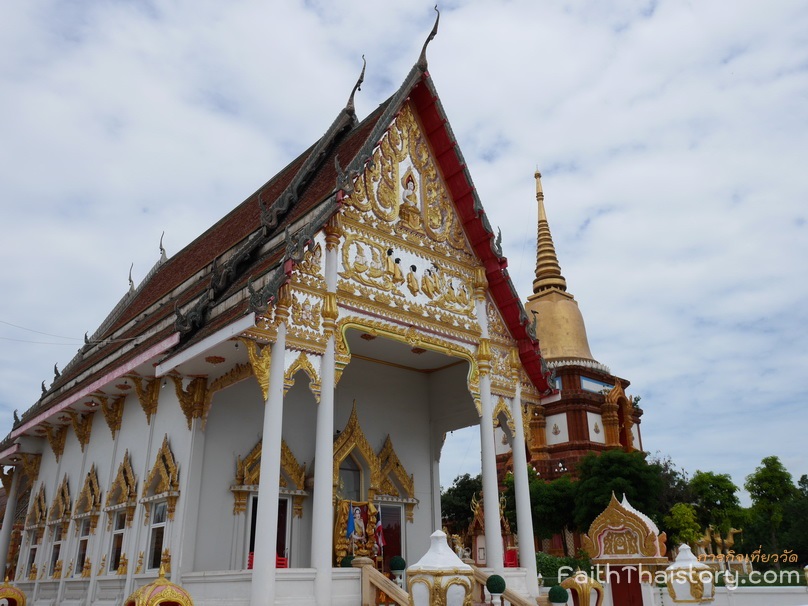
top-left (532, 170), bottom-right (568, 294)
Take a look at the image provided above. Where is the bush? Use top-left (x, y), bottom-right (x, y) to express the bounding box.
top-left (536, 551), bottom-right (590, 583)
top-left (389, 555), bottom-right (406, 571)
top-left (548, 584), bottom-right (569, 603)
top-left (340, 555), bottom-right (354, 567)
top-left (486, 574), bottom-right (506, 594)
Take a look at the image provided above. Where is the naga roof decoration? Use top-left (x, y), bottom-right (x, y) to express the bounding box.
top-left (1, 9), bottom-right (552, 458)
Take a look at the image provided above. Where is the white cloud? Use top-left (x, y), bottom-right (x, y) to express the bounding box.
top-left (2, 0), bottom-right (807, 506)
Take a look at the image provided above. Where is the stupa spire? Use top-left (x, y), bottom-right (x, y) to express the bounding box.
top-left (532, 170), bottom-right (567, 295)
top-left (525, 171), bottom-right (595, 362)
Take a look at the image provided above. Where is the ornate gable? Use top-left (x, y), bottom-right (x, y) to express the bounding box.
top-left (581, 493), bottom-right (667, 564)
top-left (141, 435), bottom-right (180, 522)
top-left (105, 451), bottom-right (138, 521)
top-left (26, 484), bottom-right (47, 528)
top-left (339, 101), bottom-right (483, 339)
top-left (230, 438), bottom-right (308, 517)
top-left (333, 403), bottom-right (382, 499)
top-left (48, 474), bottom-right (71, 523)
top-left (74, 464), bottom-right (102, 533)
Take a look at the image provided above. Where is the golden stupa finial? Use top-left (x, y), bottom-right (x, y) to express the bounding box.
top-left (525, 171), bottom-right (596, 362)
top-left (158, 563), bottom-right (167, 578)
top-left (532, 169), bottom-right (567, 295)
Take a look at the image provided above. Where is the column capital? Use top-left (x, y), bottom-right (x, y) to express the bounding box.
top-left (324, 213), bottom-right (343, 251)
top-left (476, 338), bottom-right (492, 374)
top-left (473, 266), bottom-right (487, 299)
top-left (322, 293), bottom-right (338, 333)
top-left (275, 283), bottom-right (293, 321)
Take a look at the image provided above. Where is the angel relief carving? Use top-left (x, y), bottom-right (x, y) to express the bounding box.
top-left (339, 235), bottom-right (405, 293)
top-left (291, 297), bottom-right (320, 331)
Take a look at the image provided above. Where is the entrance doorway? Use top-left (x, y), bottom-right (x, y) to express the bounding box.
top-left (247, 496), bottom-right (291, 568)
top-left (609, 566), bottom-right (642, 606)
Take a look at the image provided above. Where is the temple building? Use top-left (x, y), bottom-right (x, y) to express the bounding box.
top-left (0, 22), bottom-right (555, 606)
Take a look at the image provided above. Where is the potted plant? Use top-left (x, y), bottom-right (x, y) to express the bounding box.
top-left (389, 555), bottom-right (406, 587)
top-left (486, 574), bottom-right (506, 604)
top-left (548, 584), bottom-right (569, 605)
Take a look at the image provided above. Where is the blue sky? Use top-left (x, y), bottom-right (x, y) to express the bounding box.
top-left (1, 1), bottom-right (807, 506)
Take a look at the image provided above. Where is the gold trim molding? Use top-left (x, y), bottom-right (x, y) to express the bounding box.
top-left (284, 352), bottom-right (322, 402)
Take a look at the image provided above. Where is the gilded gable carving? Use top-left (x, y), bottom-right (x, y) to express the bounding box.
top-left (105, 451), bottom-right (138, 527)
top-left (333, 403), bottom-right (382, 500)
top-left (284, 352), bottom-right (321, 402)
top-left (73, 464), bottom-right (102, 533)
top-left (337, 101), bottom-right (485, 339)
top-left (48, 475), bottom-right (71, 523)
top-left (291, 295), bottom-right (321, 331)
top-left (486, 301), bottom-right (510, 344)
top-left (581, 494), bottom-right (666, 562)
top-left (492, 397), bottom-right (516, 434)
top-left (295, 241), bottom-right (324, 281)
top-left (231, 439), bottom-right (308, 517)
top-left (142, 435), bottom-right (180, 522)
top-left (26, 484), bottom-right (47, 528)
top-left (378, 436), bottom-right (414, 499)
top-left (347, 102), bottom-right (472, 256)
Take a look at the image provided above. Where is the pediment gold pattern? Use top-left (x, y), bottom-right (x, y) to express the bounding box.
top-left (582, 494), bottom-right (662, 560)
top-left (26, 483), bottom-right (47, 527)
top-left (48, 474), bottom-right (71, 522)
top-left (106, 451), bottom-right (138, 527)
top-left (333, 403), bottom-right (381, 500)
top-left (142, 435), bottom-right (179, 521)
top-left (231, 438), bottom-right (307, 516)
top-left (74, 464), bottom-right (102, 532)
top-left (284, 351), bottom-right (321, 402)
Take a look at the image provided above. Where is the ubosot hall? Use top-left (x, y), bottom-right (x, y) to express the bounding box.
top-left (0, 21), bottom-right (560, 606)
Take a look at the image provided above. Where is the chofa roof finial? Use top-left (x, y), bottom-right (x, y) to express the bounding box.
top-left (417, 5), bottom-right (440, 72)
top-left (346, 55), bottom-right (366, 115)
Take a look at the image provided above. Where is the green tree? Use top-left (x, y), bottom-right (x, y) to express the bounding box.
top-left (573, 449), bottom-right (663, 531)
top-left (689, 470), bottom-right (741, 538)
top-left (664, 503), bottom-right (702, 548)
top-left (781, 474), bottom-right (808, 567)
top-left (744, 456), bottom-right (798, 569)
top-left (440, 473), bottom-right (482, 536)
top-left (504, 469), bottom-right (577, 551)
top-left (648, 453), bottom-right (692, 523)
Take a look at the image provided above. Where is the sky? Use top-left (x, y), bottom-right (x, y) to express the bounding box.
top-left (1, 1), bottom-right (807, 507)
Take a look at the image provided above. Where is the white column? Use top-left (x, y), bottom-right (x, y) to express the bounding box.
top-left (474, 283), bottom-right (503, 573)
top-left (509, 382), bottom-right (540, 596)
top-left (312, 222), bottom-right (340, 606)
top-left (312, 333), bottom-right (335, 605)
top-left (479, 371), bottom-right (503, 572)
top-left (249, 320), bottom-right (287, 606)
top-left (0, 466), bottom-right (21, 575)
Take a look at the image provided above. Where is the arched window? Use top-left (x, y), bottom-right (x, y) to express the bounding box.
top-left (338, 455), bottom-right (361, 502)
